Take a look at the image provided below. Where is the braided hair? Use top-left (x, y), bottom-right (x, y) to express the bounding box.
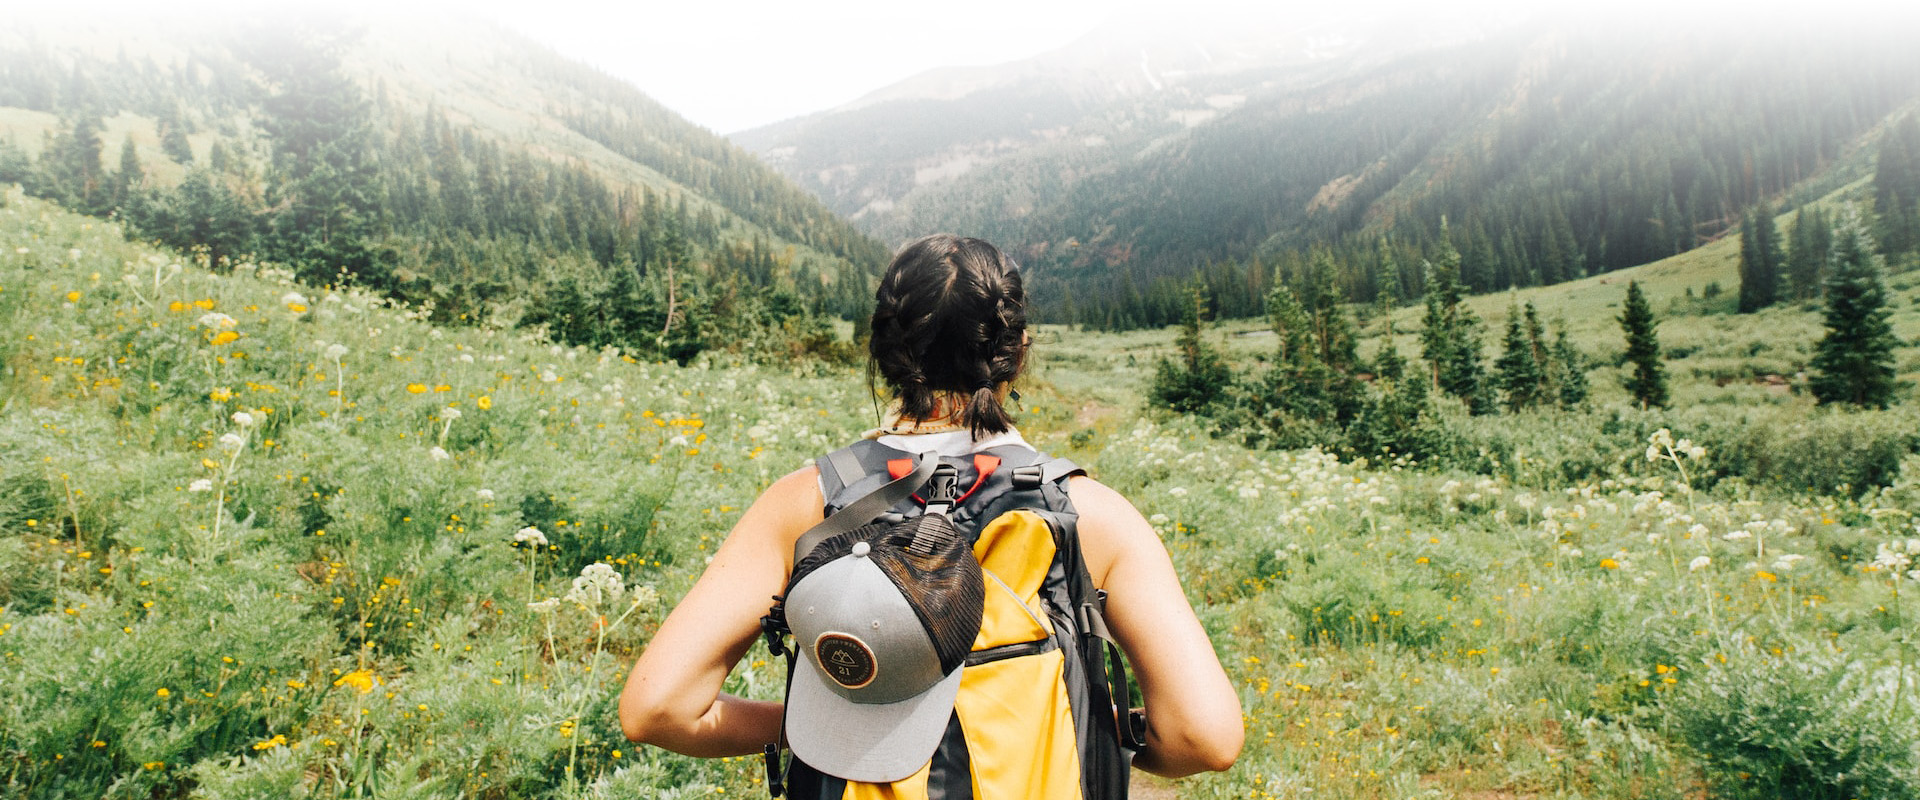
top-left (869, 234), bottom-right (1028, 439)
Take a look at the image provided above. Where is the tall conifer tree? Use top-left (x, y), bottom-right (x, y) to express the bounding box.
top-left (1494, 305), bottom-right (1545, 411)
top-left (1619, 281), bottom-right (1668, 409)
top-left (1809, 208), bottom-right (1901, 407)
top-left (1785, 206), bottom-right (1832, 301)
top-left (1737, 205), bottom-right (1782, 312)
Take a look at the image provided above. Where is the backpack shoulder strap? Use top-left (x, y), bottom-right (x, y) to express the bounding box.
top-left (793, 451), bottom-right (936, 565)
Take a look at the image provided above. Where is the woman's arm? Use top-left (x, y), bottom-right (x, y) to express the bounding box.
top-left (1069, 476), bottom-right (1244, 777)
top-left (618, 466), bottom-right (822, 756)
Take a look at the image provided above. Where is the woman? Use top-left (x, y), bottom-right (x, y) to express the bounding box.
top-left (620, 234), bottom-right (1242, 792)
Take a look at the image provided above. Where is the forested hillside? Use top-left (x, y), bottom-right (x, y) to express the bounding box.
top-left (740, 14), bottom-right (1920, 329)
top-left (0, 16), bottom-right (889, 362)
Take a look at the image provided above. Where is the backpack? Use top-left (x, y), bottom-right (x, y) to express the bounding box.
top-left (759, 440), bottom-right (1145, 800)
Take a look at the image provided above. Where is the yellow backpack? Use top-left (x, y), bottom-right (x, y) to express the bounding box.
top-left (761, 441), bottom-right (1143, 800)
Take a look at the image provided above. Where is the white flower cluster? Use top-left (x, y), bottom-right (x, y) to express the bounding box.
top-left (564, 563), bottom-right (626, 607)
top-left (514, 526), bottom-right (549, 547)
top-left (1873, 538), bottom-right (1920, 581)
top-left (1645, 428), bottom-right (1706, 462)
top-left (198, 312), bottom-right (237, 329)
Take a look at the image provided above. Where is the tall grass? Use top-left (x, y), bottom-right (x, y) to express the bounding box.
top-left (3, 188), bottom-right (1918, 798)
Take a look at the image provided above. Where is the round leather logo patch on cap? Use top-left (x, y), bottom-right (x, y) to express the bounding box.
top-left (814, 633), bottom-right (877, 689)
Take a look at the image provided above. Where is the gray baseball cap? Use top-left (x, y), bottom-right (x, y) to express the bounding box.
top-left (782, 514), bottom-right (984, 782)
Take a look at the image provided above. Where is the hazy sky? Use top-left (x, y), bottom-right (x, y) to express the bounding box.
top-left (21, 0), bottom-right (1919, 136)
top-left (480, 0), bottom-right (1117, 135)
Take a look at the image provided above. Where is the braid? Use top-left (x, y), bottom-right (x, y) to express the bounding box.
top-left (869, 234), bottom-right (1029, 438)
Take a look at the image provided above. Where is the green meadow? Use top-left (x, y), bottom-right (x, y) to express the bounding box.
top-left (3, 188), bottom-right (1920, 799)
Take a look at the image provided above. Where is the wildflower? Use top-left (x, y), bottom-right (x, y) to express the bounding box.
top-left (428, 446), bottom-right (451, 462)
top-left (477, 488), bottom-right (496, 501)
top-left (325, 343), bottom-right (349, 360)
top-left (406, 383), bottom-right (429, 394)
top-left (1723, 530), bottom-right (1752, 542)
top-left (1600, 558), bottom-right (1621, 570)
top-left (218, 432), bottom-right (245, 452)
top-left (1648, 428), bottom-right (1674, 449)
top-left (1873, 543), bottom-right (1913, 574)
top-left (334, 670), bottom-right (378, 694)
top-left (189, 479), bottom-right (213, 493)
top-left (628, 584), bottom-right (659, 610)
top-left (66, 290), bottom-right (81, 303)
top-left (251, 734), bottom-right (288, 751)
top-left (210, 330), bottom-right (240, 346)
top-left (515, 526), bottom-right (549, 547)
top-left (280, 291), bottom-right (308, 307)
top-left (528, 597), bottom-right (561, 613)
top-left (209, 387), bottom-right (234, 403)
top-left (198, 312), bottom-right (237, 329)
top-left (477, 395), bottom-right (492, 410)
top-left (1689, 556), bottom-right (1712, 573)
top-left (1772, 554), bottom-right (1807, 571)
top-left (231, 411), bottom-right (255, 427)
top-left (565, 563), bottom-right (625, 607)
top-left (439, 407), bottom-right (462, 422)
top-left (156, 687), bottom-right (170, 698)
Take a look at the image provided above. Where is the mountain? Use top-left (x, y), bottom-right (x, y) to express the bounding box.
top-left (0, 13), bottom-right (889, 360)
top-left (735, 9), bottom-right (1920, 328)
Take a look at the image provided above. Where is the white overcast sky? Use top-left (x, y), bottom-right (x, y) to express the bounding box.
top-left (479, 0), bottom-right (1120, 135)
top-left (19, 0), bottom-right (1919, 136)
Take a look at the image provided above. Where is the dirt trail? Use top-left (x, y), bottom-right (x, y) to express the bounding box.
top-left (1131, 774), bottom-right (1179, 800)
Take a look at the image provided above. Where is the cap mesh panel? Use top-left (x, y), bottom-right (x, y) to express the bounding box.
top-left (785, 515), bottom-right (984, 674)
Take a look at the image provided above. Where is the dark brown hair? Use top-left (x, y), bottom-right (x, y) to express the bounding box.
top-left (869, 234), bottom-right (1027, 438)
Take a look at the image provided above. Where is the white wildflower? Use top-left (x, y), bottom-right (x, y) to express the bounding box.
top-left (527, 598), bottom-right (561, 614)
top-left (1148, 513), bottom-right (1170, 526)
top-left (1648, 428), bottom-right (1674, 448)
top-left (218, 432), bottom-right (245, 451)
top-left (231, 411), bottom-right (255, 427)
top-left (1723, 530), bottom-right (1752, 542)
top-left (1168, 487), bottom-right (1188, 497)
top-left (1689, 555), bottom-right (1712, 572)
top-left (440, 407), bottom-right (462, 422)
top-left (477, 488), bottom-right (496, 501)
top-left (515, 526), bottom-right (549, 547)
top-left (428, 446), bottom-right (451, 462)
top-left (189, 478), bottom-right (214, 493)
top-left (1772, 554), bottom-right (1806, 572)
top-left (1688, 445), bottom-right (1707, 460)
top-left (1688, 523), bottom-right (1710, 538)
top-left (1874, 543), bottom-right (1912, 573)
top-left (280, 291), bottom-right (309, 306)
top-left (325, 343), bottom-right (349, 360)
top-left (628, 584), bottom-right (659, 610)
top-left (565, 563), bottom-right (625, 606)
top-left (198, 312), bottom-right (237, 329)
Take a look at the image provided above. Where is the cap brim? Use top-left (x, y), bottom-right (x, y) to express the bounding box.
top-left (784, 654), bottom-right (964, 783)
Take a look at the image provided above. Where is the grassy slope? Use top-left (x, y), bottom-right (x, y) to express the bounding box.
top-left (4, 191), bottom-right (1919, 799)
top-left (0, 16), bottom-right (865, 281)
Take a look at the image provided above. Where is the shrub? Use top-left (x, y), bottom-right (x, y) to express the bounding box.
top-left (1664, 644), bottom-right (1920, 800)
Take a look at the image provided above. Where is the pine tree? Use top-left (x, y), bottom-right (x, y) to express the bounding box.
top-left (1495, 300), bottom-right (1547, 411)
top-left (1150, 286), bottom-right (1233, 414)
top-left (1373, 320), bottom-right (1406, 382)
top-left (1737, 205), bottom-right (1782, 312)
top-left (1619, 280), bottom-right (1669, 409)
top-left (1418, 226), bottom-right (1494, 414)
top-left (1266, 284), bottom-right (1313, 366)
top-left (1809, 207), bottom-right (1901, 408)
top-left (1551, 327), bottom-right (1589, 408)
top-left (1785, 206), bottom-right (1832, 301)
top-left (109, 134), bottom-right (141, 212)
